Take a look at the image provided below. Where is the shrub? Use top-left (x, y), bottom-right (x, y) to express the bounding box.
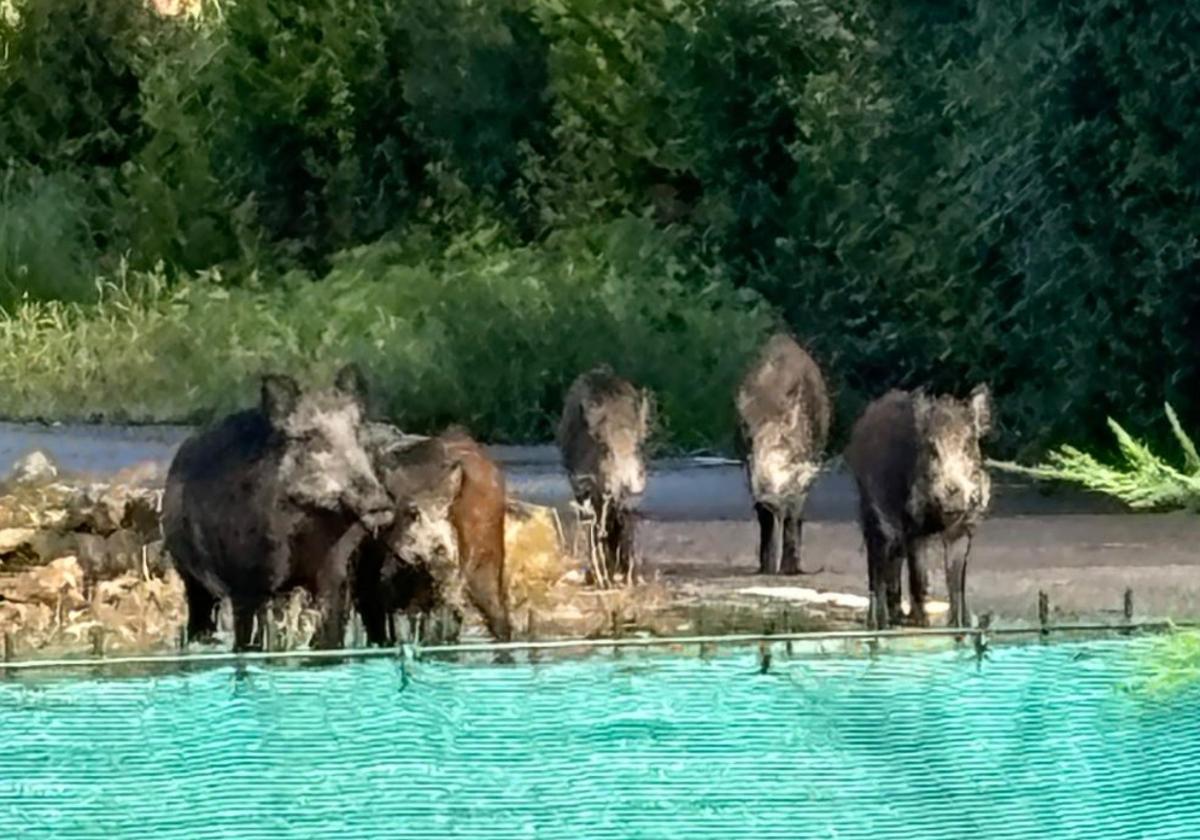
top-left (992, 404), bottom-right (1200, 513)
top-left (0, 168), bottom-right (99, 307)
top-left (0, 219), bottom-right (776, 450)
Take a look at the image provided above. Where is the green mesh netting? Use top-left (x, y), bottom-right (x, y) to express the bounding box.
top-left (0, 636), bottom-right (1195, 838)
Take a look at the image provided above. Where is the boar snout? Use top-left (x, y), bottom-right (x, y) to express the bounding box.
top-left (347, 476), bottom-right (394, 532)
top-left (603, 448), bottom-right (646, 503)
top-left (624, 461), bottom-right (647, 499)
top-left (941, 482), bottom-right (968, 514)
top-left (934, 474), bottom-right (985, 520)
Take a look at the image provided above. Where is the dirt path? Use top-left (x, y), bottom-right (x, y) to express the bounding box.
top-left (638, 513), bottom-right (1200, 626)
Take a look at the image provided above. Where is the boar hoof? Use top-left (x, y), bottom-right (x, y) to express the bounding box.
top-left (779, 563), bottom-right (824, 576)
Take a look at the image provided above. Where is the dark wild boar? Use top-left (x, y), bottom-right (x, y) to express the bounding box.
top-left (556, 366), bottom-right (651, 587)
top-left (161, 365), bottom-right (394, 651)
top-left (735, 333), bottom-right (831, 575)
top-left (844, 385), bottom-right (993, 630)
top-left (354, 426), bottom-right (512, 644)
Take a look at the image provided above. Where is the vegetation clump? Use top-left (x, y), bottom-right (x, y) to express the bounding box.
top-left (992, 405), bottom-right (1200, 513)
top-left (0, 0), bottom-right (1196, 453)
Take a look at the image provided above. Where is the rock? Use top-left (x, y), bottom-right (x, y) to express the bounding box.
top-left (74, 532), bottom-right (108, 570)
top-left (504, 500), bottom-right (571, 613)
top-left (60, 484), bottom-right (163, 536)
top-left (0, 527), bottom-right (37, 556)
top-left (104, 529), bottom-right (147, 577)
top-left (737, 585), bottom-right (872, 611)
top-left (1, 556), bottom-right (87, 610)
top-left (25, 531), bottom-right (79, 565)
top-left (8, 451), bottom-right (58, 486)
top-left (142, 540), bottom-right (168, 578)
top-left (110, 460), bottom-right (167, 489)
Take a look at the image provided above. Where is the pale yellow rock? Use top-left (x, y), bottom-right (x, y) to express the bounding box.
top-left (0, 527), bottom-right (37, 555)
top-left (504, 500), bottom-right (571, 614)
top-left (8, 451), bottom-right (58, 485)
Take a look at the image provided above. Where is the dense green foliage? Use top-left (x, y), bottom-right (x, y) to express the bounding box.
top-left (0, 0), bottom-right (1196, 453)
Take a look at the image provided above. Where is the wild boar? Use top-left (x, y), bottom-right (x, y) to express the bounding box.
top-left (161, 365), bottom-right (394, 651)
top-left (844, 385), bottom-right (993, 629)
top-left (354, 426), bottom-right (512, 644)
top-left (735, 333), bottom-right (831, 575)
top-left (556, 365), bottom-right (652, 587)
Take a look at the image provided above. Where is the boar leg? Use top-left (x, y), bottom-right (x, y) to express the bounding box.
top-left (612, 506), bottom-right (640, 585)
top-left (943, 534), bottom-right (971, 628)
top-left (755, 503), bottom-right (780, 574)
top-left (314, 578), bottom-right (351, 650)
top-left (358, 594), bottom-right (390, 648)
top-left (603, 504), bottom-right (631, 583)
top-left (465, 564), bottom-right (513, 643)
top-left (780, 511), bottom-right (824, 576)
top-left (358, 593), bottom-right (390, 648)
top-left (883, 542), bottom-right (905, 628)
top-left (179, 568), bottom-right (219, 645)
top-left (905, 541), bottom-right (931, 627)
top-left (352, 541), bottom-right (391, 647)
top-left (862, 506), bottom-right (891, 629)
top-left (231, 599), bottom-right (260, 652)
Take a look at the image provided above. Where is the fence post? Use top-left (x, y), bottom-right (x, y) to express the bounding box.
top-left (1122, 588), bottom-right (1134, 635)
top-left (90, 627), bottom-right (105, 658)
top-left (527, 609), bottom-right (538, 665)
top-left (3, 633), bottom-right (12, 663)
top-left (696, 606), bottom-right (713, 660)
top-left (973, 612), bottom-right (992, 671)
top-left (1038, 591), bottom-right (1050, 638)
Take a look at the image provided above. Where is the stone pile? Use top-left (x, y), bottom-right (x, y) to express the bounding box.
top-left (0, 450), bottom-right (582, 658)
top-left (0, 451), bottom-right (183, 658)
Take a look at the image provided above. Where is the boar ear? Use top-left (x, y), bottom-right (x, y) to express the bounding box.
top-left (969, 383), bottom-right (993, 437)
top-left (333, 362), bottom-right (369, 406)
top-left (443, 460), bottom-right (465, 502)
top-left (261, 374), bottom-right (300, 426)
top-left (911, 390), bottom-right (932, 429)
top-left (639, 389), bottom-right (655, 436)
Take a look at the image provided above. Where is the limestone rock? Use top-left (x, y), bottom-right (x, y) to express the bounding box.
top-left (2, 556), bottom-right (87, 610)
top-left (504, 500), bottom-right (571, 615)
top-left (8, 451), bottom-right (58, 485)
top-left (0, 527), bottom-right (37, 556)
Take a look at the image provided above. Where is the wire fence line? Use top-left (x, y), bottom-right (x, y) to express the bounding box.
top-left (1, 617), bottom-right (1196, 674)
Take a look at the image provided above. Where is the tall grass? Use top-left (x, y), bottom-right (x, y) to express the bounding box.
top-left (0, 219), bottom-right (777, 450)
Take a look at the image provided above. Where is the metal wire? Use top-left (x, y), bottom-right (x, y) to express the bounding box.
top-left (1, 618), bottom-right (1195, 672)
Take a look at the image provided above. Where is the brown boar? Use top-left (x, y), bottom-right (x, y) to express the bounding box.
top-left (354, 426), bottom-right (512, 644)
